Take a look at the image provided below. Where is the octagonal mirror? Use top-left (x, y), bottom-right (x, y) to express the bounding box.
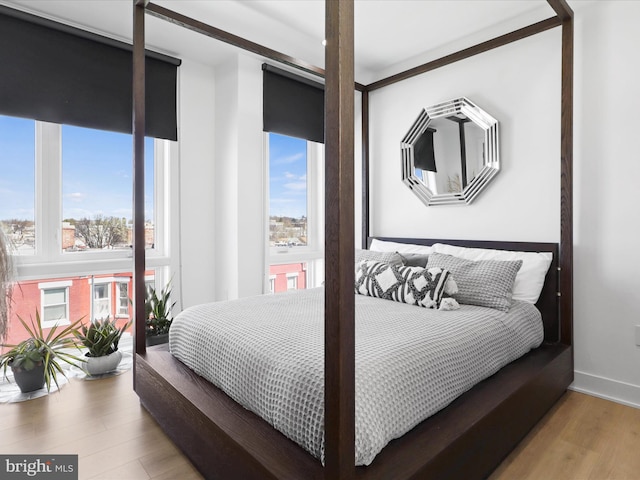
top-left (401, 97), bottom-right (499, 206)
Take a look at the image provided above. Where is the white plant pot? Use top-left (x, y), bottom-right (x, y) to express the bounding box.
top-left (84, 351), bottom-right (123, 376)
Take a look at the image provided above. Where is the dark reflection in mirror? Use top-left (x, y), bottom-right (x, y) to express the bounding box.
top-left (413, 114), bottom-right (485, 194)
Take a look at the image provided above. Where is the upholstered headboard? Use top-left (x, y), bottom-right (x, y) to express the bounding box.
top-left (368, 237), bottom-right (560, 343)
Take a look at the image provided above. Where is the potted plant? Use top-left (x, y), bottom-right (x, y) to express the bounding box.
top-left (145, 282), bottom-right (175, 346)
top-left (75, 317), bottom-right (132, 376)
top-left (0, 311), bottom-right (84, 393)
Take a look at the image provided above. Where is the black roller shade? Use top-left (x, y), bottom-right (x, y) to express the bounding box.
top-left (414, 127), bottom-right (437, 172)
top-left (0, 6), bottom-right (180, 141)
top-left (263, 64), bottom-right (324, 144)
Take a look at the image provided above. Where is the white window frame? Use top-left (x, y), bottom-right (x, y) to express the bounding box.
top-left (92, 282), bottom-right (112, 321)
top-left (88, 276), bottom-right (117, 321)
top-left (116, 279), bottom-right (130, 318)
top-left (39, 280), bottom-right (72, 328)
top-left (6, 120), bottom-right (174, 283)
top-left (264, 133), bottom-right (324, 293)
top-left (286, 272), bottom-right (299, 291)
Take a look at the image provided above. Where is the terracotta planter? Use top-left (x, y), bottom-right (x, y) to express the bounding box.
top-left (146, 333), bottom-right (169, 347)
top-left (84, 351), bottom-right (123, 376)
top-left (11, 362), bottom-right (45, 393)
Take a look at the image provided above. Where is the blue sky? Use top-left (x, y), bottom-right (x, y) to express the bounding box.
top-left (0, 115), bottom-right (154, 222)
top-left (268, 132), bottom-right (307, 219)
top-left (0, 116), bottom-right (35, 221)
top-left (1, 115), bottom-right (306, 223)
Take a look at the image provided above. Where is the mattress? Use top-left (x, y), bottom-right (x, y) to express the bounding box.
top-left (169, 287), bottom-right (543, 466)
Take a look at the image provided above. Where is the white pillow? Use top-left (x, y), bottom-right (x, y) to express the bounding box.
top-left (431, 243), bottom-right (553, 304)
top-left (369, 239), bottom-right (433, 255)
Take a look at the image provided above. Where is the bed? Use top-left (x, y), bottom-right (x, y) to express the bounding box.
top-left (131, 1), bottom-right (574, 479)
top-left (136, 237), bottom-right (571, 479)
top-left (169, 286), bottom-right (543, 467)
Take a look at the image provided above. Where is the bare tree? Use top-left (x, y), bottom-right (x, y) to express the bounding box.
top-left (2, 219), bottom-right (34, 249)
top-left (73, 215), bottom-right (128, 249)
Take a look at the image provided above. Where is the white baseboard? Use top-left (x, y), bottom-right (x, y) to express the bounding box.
top-left (570, 370), bottom-right (640, 409)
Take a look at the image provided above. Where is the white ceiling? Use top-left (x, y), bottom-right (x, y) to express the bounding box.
top-left (2, 0), bottom-right (571, 84)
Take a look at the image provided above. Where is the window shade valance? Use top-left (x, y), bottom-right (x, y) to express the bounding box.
top-left (0, 6), bottom-right (180, 141)
top-left (263, 64), bottom-right (324, 144)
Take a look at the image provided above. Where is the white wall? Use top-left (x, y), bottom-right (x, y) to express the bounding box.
top-left (368, 0), bottom-right (640, 408)
top-left (213, 54), bottom-right (264, 301)
top-left (369, 29), bottom-right (561, 242)
top-left (235, 55), bottom-right (265, 299)
top-left (571, 0), bottom-right (640, 408)
top-left (176, 59), bottom-right (217, 309)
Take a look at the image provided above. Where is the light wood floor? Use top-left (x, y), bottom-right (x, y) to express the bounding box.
top-left (0, 370), bottom-right (202, 480)
top-left (1, 370), bottom-right (639, 480)
top-left (490, 390), bottom-right (640, 480)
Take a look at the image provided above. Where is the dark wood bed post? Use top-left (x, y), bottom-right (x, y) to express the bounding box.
top-left (361, 90), bottom-right (370, 249)
top-left (547, 0), bottom-right (574, 348)
top-left (324, 1), bottom-right (356, 478)
top-left (132, 0), bottom-right (147, 364)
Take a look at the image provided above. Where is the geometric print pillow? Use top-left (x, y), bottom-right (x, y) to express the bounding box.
top-left (355, 260), bottom-right (458, 309)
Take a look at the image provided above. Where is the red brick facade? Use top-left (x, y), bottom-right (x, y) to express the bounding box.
top-left (3, 273), bottom-right (143, 348)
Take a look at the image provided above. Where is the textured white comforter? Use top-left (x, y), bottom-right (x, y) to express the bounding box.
top-left (169, 288), bottom-right (543, 466)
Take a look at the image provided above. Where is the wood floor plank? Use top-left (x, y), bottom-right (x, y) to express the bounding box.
top-left (138, 443), bottom-right (200, 479)
top-left (86, 459), bottom-right (151, 480)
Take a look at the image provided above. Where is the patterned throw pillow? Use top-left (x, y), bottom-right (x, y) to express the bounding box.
top-left (355, 260), bottom-right (458, 309)
top-left (426, 252), bottom-right (522, 312)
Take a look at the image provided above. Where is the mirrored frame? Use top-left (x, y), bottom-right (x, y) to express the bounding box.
top-left (401, 97), bottom-right (499, 206)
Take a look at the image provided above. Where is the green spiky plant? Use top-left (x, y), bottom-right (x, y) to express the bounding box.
top-left (76, 317), bottom-right (132, 357)
top-left (0, 311), bottom-right (84, 392)
top-left (145, 283), bottom-right (175, 336)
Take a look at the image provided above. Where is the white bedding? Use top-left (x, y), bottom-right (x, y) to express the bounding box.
top-left (169, 287), bottom-right (543, 466)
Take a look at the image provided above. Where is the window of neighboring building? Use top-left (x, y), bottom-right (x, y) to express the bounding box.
top-left (116, 281), bottom-right (130, 317)
top-left (39, 281), bottom-right (72, 328)
top-left (265, 133), bottom-right (324, 293)
top-left (286, 273), bottom-right (299, 291)
top-left (91, 281), bottom-right (111, 321)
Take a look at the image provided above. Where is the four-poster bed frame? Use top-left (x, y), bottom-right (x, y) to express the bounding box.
top-left (131, 1), bottom-right (574, 478)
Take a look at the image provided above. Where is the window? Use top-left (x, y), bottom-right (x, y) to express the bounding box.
top-left (91, 282), bottom-right (111, 321)
top-left (0, 115), bottom-right (171, 280)
top-left (1, 113), bottom-right (174, 346)
top-left (286, 273), bottom-right (299, 291)
top-left (39, 281), bottom-right (71, 328)
top-left (0, 115), bottom-right (35, 255)
top-left (117, 281), bottom-right (130, 317)
top-left (62, 125), bottom-right (155, 252)
top-left (265, 133), bottom-right (324, 293)
top-left (268, 133), bottom-right (308, 248)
